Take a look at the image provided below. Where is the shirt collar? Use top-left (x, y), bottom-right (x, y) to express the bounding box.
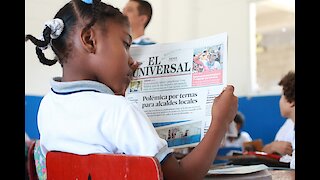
top-left (50, 77), bottom-right (114, 95)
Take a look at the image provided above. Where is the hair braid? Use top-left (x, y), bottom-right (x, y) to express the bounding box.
top-left (26, 26), bottom-right (58, 66)
top-left (35, 47), bottom-right (58, 66)
top-left (84, 0), bottom-right (101, 31)
top-left (25, 26), bottom-right (51, 48)
top-left (26, 0), bottom-right (129, 67)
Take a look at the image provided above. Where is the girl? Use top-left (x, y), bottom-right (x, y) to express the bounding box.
top-left (25, 0), bottom-right (238, 179)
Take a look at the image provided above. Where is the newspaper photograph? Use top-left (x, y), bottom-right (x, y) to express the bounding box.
top-left (125, 33), bottom-right (228, 149)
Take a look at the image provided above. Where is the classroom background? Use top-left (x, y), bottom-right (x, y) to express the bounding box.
top-left (25, 0), bottom-right (295, 146)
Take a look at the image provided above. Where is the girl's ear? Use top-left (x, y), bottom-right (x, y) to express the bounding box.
top-left (80, 28), bottom-right (96, 53)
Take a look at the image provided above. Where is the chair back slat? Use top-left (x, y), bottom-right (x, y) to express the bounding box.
top-left (46, 151), bottom-right (163, 180)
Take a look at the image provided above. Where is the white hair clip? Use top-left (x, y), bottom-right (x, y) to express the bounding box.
top-left (44, 18), bottom-right (64, 39)
top-left (39, 18), bottom-right (64, 50)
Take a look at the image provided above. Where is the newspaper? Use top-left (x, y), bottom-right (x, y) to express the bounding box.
top-left (208, 164), bottom-right (269, 175)
top-left (125, 33), bottom-right (228, 149)
top-left (206, 164), bottom-right (271, 180)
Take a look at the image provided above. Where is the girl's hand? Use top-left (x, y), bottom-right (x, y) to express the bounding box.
top-left (211, 85), bottom-right (238, 128)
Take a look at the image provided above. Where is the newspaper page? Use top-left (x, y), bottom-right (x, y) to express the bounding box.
top-left (125, 33), bottom-right (228, 149)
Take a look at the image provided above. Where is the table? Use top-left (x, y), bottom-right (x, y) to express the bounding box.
top-left (215, 154), bottom-right (289, 168)
top-left (205, 166), bottom-right (295, 180)
top-left (269, 170), bottom-right (295, 180)
top-left (205, 153), bottom-right (295, 179)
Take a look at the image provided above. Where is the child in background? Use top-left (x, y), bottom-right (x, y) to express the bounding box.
top-left (223, 111), bottom-right (253, 149)
top-left (263, 118), bottom-right (294, 155)
top-left (262, 71), bottom-right (295, 169)
top-left (25, 0), bottom-right (238, 179)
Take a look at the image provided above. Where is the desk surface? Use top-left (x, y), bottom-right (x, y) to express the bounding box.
top-left (269, 170), bottom-right (295, 180)
top-left (206, 153), bottom-right (294, 179)
top-left (215, 154), bottom-right (290, 168)
top-left (205, 168), bottom-right (294, 180)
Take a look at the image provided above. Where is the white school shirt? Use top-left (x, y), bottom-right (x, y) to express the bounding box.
top-left (274, 119), bottom-right (295, 143)
top-left (290, 132), bottom-right (295, 169)
top-left (38, 77), bottom-right (172, 163)
top-left (224, 131), bottom-right (253, 148)
top-left (276, 119), bottom-right (295, 168)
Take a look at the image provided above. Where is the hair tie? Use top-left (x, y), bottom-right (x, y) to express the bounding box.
top-left (82, 0), bottom-right (93, 4)
top-left (44, 18), bottom-right (64, 39)
top-left (39, 18), bottom-right (64, 50)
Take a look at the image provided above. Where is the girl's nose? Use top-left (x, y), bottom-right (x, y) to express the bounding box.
top-left (129, 57), bottom-right (140, 71)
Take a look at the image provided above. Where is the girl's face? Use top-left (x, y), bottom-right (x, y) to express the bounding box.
top-left (93, 21), bottom-right (134, 95)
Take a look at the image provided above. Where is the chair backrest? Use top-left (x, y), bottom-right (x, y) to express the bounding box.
top-left (27, 140), bottom-right (39, 180)
top-left (46, 151), bottom-right (163, 180)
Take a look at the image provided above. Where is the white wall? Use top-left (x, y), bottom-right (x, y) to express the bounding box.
top-left (25, 0), bottom-right (253, 97)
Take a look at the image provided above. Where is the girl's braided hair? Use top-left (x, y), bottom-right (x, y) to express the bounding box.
top-left (25, 0), bottom-right (128, 66)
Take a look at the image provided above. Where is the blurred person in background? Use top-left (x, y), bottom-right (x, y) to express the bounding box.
top-left (123, 0), bottom-right (156, 46)
top-left (262, 71), bottom-right (295, 169)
